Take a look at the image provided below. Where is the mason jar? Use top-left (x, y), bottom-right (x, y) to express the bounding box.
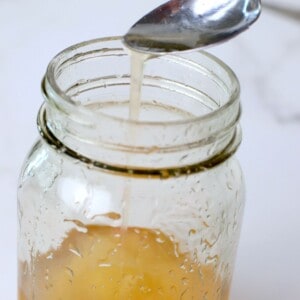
top-left (18, 37), bottom-right (244, 300)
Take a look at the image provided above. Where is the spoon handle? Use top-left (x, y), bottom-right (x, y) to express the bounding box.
top-left (264, 3), bottom-right (300, 22)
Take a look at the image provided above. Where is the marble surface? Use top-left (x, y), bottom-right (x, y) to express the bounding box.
top-left (1, 1), bottom-right (299, 299)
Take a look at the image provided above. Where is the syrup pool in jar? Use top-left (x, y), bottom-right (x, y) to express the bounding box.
top-left (19, 225), bottom-right (229, 299)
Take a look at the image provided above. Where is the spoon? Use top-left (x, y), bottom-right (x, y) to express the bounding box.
top-left (123, 0), bottom-right (261, 54)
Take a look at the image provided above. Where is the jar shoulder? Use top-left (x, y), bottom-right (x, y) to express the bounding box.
top-left (19, 139), bottom-right (64, 191)
top-left (18, 139), bottom-right (244, 192)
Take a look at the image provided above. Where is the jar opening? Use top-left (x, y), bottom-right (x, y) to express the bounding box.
top-left (45, 36), bottom-right (240, 125)
top-left (41, 36), bottom-right (241, 171)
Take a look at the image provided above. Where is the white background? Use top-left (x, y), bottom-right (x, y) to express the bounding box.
top-left (1, 0), bottom-right (300, 299)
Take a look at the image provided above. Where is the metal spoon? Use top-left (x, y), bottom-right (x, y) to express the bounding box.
top-left (123, 0), bottom-right (261, 54)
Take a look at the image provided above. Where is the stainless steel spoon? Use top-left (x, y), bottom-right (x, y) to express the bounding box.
top-left (123, 0), bottom-right (261, 54)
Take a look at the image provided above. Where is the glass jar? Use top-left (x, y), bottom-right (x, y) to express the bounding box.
top-left (18, 37), bottom-right (244, 300)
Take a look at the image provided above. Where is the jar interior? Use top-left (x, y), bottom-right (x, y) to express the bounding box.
top-left (53, 44), bottom-right (233, 123)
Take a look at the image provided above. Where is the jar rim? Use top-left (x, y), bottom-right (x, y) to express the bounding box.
top-left (44, 36), bottom-right (240, 128)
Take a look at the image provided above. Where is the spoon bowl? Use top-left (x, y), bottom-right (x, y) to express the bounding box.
top-left (123, 0), bottom-right (261, 54)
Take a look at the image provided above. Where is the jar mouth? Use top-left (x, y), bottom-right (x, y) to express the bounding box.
top-left (41, 36), bottom-right (241, 170)
top-left (44, 36), bottom-right (240, 128)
